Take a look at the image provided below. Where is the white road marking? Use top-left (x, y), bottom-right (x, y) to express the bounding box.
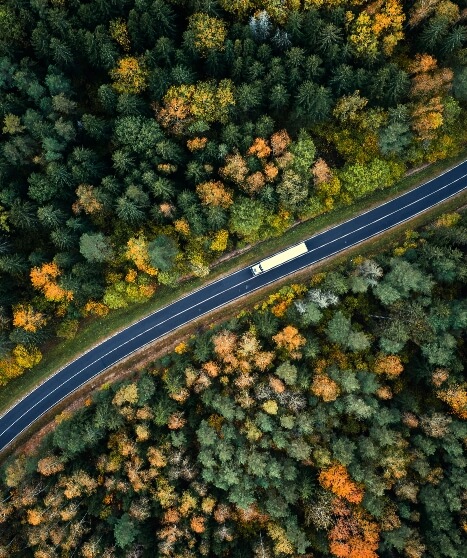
top-left (1, 165), bottom-right (466, 447)
top-left (4, 162), bottom-right (465, 419)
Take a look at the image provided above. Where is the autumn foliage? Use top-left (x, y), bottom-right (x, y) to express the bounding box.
top-left (319, 464), bottom-right (364, 504)
top-left (126, 235), bottom-right (158, 276)
top-left (72, 184), bottom-right (103, 215)
top-left (273, 326), bottom-right (306, 355)
top-left (437, 385), bottom-right (467, 419)
top-left (187, 137), bottom-right (208, 151)
top-left (348, 0), bottom-right (405, 58)
top-left (188, 13), bottom-right (227, 55)
top-left (219, 153), bottom-right (249, 185)
top-left (196, 181), bottom-right (233, 208)
top-left (157, 80), bottom-right (235, 132)
top-left (110, 57), bottom-right (148, 94)
top-left (30, 262), bottom-right (73, 302)
top-left (311, 374), bottom-right (341, 402)
top-left (0, 0), bottom-right (466, 554)
top-left (270, 130), bottom-right (291, 156)
top-left (373, 354), bottom-right (404, 379)
top-left (328, 498), bottom-right (380, 558)
top-left (248, 138), bottom-right (272, 159)
top-left (12, 304), bottom-right (46, 332)
top-left (109, 18), bottom-right (131, 51)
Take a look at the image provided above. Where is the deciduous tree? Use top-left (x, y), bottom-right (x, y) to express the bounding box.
top-left (187, 13), bottom-right (226, 55)
top-left (110, 57), bottom-right (148, 95)
top-left (318, 464), bottom-right (364, 504)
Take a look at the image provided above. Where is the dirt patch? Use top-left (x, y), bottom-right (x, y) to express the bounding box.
top-left (404, 163), bottom-right (431, 177)
top-left (4, 189), bottom-right (466, 461)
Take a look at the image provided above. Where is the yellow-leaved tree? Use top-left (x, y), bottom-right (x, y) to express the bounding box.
top-left (126, 235), bottom-right (158, 276)
top-left (12, 344), bottom-right (42, 369)
top-left (187, 13), bottom-right (227, 55)
top-left (156, 80), bottom-right (235, 134)
top-left (347, 0), bottom-right (405, 58)
top-left (110, 57), bottom-right (148, 94)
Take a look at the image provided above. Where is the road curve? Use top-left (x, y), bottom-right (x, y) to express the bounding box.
top-left (0, 160), bottom-right (466, 452)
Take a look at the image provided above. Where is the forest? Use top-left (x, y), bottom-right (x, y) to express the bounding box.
top-left (0, 210), bottom-right (466, 557)
top-left (0, 0), bottom-right (466, 386)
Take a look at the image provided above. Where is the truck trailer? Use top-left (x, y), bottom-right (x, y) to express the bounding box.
top-left (251, 242), bottom-right (308, 275)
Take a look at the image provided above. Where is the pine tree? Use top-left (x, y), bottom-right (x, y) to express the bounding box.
top-left (295, 81), bottom-right (332, 125)
top-left (249, 11), bottom-right (272, 42)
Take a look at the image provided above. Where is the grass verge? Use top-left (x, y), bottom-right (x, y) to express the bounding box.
top-left (2, 187), bottom-right (466, 459)
top-left (0, 150), bottom-right (466, 415)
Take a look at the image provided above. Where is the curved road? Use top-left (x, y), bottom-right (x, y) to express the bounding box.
top-left (1, 161), bottom-right (466, 452)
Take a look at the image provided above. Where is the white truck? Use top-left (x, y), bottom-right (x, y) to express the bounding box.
top-left (251, 242), bottom-right (308, 275)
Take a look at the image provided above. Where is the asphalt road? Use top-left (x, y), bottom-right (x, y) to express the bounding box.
top-left (0, 160), bottom-right (466, 452)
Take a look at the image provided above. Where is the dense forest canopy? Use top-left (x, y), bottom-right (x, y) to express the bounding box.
top-left (1, 211), bottom-right (466, 557)
top-left (0, 1), bottom-right (466, 383)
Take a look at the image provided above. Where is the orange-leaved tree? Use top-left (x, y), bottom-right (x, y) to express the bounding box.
top-left (373, 354), bottom-right (404, 379)
top-left (187, 137), bottom-right (208, 151)
top-left (72, 184), bottom-right (103, 216)
top-left (248, 138), bottom-right (272, 159)
top-left (311, 374), bottom-right (341, 402)
top-left (212, 329), bottom-right (238, 362)
top-left (328, 498), bottom-right (380, 558)
top-left (272, 326), bottom-right (306, 356)
top-left (196, 181), bottom-right (233, 208)
top-left (437, 385), bottom-right (467, 419)
top-left (30, 262), bottom-right (73, 302)
top-left (12, 304), bottom-right (47, 332)
top-left (318, 463), bottom-right (364, 504)
top-left (270, 129), bottom-right (291, 157)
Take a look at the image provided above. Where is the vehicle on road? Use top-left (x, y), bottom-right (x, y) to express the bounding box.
top-left (251, 242), bottom-right (308, 275)
top-left (0, 161), bottom-right (465, 454)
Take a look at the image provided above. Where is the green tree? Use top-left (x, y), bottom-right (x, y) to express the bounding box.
top-left (294, 81), bottom-right (332, 125)
top-left (37, 206), bottom-right (66, 229)
top-left (374, 259), bottom-right (433, 304)
top-left (229, 197), bottom-right (269, 241)
top-left (339, 159), bottom-right (404, 200)
top-left (326, 310), bottom-right (370, 352)
top-left (453, 66), bottom-right (467, 102)
top-left (295, 300), bottom-right (322, 326)
top-left (379, 122), bottom-right (412, 157)
top-left (115, 195), bottom-right (145, 224)
top-left (79, 233), bottom-right (114, 263)
top-left (276, 170), bottom-right (308, 212)
top-left (114, 513), bottom-right (138, 549)
top-left (147, 235), bottom-right (179, 271)
top-left (275, 361), bottom-right (298, 386)
top-left (289, 130), bottom-right (316, 178)
top-left (326, 310), bottom-right (351, 347)
top-left (269, 83), bottom-right (290, 112)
